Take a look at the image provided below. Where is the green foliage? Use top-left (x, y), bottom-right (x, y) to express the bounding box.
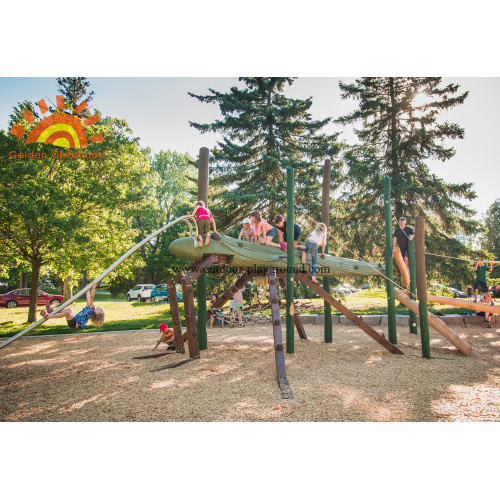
top-left (189, 77), bottom-right (342, 230)
top-left (482, 199), bottom-right (500, 279)
top-left (0, 78), bottom-right (150, 321)
top-left (334, 77), bottom-right (480, 285)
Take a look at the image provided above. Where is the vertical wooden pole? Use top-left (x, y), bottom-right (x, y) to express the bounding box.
top-left (197, 147), bottom-right (209, 350)
top-left (415, 216), bottom-right (431, 359)
top-left (322, 159), bottom-right (332, 343)
top-left (384, 175), bottom-right (397, 344)
top-left (408, 237), bottom-right (418, 335)
top-left (286, 166), bottom-right (295, 354)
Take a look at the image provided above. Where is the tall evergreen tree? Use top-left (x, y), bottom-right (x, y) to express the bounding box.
top-left (56, 77), bottom-right (95, 113)
top-left (334, 77), bottom-right (479, 281)
top-left (482, 200), bottom-right (500, 279)
top-left (189, 77), bottom-right (341, 228)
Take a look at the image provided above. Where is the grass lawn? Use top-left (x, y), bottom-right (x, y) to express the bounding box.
top-left (0, 288), bottom-right (474, 339)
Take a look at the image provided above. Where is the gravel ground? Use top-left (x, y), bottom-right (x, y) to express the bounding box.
top-left (1, 322), bottom-right (500, 422)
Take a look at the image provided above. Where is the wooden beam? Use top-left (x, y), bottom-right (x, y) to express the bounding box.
top-left (295, 272), bottom-right (404, 355)
top-left (207, 273), bottom-right (251, 319)
top-left (426, 294), bottom-right (500, 315)
top-left (395, 289), bottom-right (477, 357)
top-left (393, 246), bottom-right (410, 288)
top-left (269, 268), bottom-right (293, 399)
top-left (277, 277), bottom-right (307, 339)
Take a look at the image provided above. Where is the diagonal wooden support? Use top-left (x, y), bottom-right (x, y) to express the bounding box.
top-left (206, 273), bottom-right (252, 320)
top-left (269, 268), bottom-right (293, 399)
top-left (277, 276), bottom-right (307, 340)
top-left (167, 257), bottom-right (209, 353)
top-left (295, 272), bottom-right (404, 355)
top-left (181, 254), bottom-right (229, 359)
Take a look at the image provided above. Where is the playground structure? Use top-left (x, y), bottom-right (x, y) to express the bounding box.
top-left (1, 148), bottom-right (498, 398)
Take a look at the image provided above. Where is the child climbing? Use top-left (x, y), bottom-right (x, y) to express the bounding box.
top-left (40, 281), bottom-right (105, 330)
top-left (189, 201), bottom-right (216, 247)
top-left (274, 215), bottom-right (304, 250)
top-left (238, 218), bottom-right (256, 243)
top-left (301, 223), bottom-right (327, 284)
top-left (250, 210), bottom-right (278, 247)
top-left (152, 322), bottom-right (176, 350)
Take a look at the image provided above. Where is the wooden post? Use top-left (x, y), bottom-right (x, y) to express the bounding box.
top-left (384, 175), bottom-right (397, 344)
top-left (197, 147), bottom-right (209, 351)
top-left (408, 238), bottom-right (418, 335)
top-left (269, 268), bottom-right (293, 399)
top-left (322, 159), bottom-right (333, 343)
top-left (286, 166), bottom-right (295, 354)
top-left (278, 276), bottom-right (307, 339)
top-left (415, 216), bottom-right (431, 358)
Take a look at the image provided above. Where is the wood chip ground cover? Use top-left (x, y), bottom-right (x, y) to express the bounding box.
top-left (1, 323), bottom-right (500, 421)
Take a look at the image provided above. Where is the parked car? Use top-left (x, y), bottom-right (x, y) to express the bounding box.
top-left (150, 284), bottom-right (183, 303)
top-left (0, 288), bottom-right (64, 309)
top-left (361, 284), bottom-right (371, 289)
top-left (450, 288), bottom-right (467, 299)
top-left (350, 288), bottom-right (361, 293)
top-left (126, 284), bottom-right (155, 302)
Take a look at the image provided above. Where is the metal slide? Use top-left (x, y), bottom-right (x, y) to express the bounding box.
top-left (0, 215), bottom-right (198, 351)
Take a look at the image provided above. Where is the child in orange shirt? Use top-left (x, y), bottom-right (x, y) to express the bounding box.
top-left (152, 322), bottom-right (176, 351)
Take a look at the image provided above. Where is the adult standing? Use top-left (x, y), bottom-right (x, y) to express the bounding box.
top-left (393, 217), bottom-right (414, 270)
top-left (473, 257), bottom-right (493, 303)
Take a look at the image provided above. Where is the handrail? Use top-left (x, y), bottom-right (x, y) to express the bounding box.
top-left (0, 215), bottom-right (194, 350)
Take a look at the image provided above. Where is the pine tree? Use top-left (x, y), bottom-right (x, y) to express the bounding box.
top-left (189, 77), bottom-right (341, 228)
top-left (334, 77), bottom-right (479, 279)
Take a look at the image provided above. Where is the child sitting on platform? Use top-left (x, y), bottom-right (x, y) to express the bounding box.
top-left (238, 218), bottom-right (256, 243)
top-left (189, 201), bottom-right (216, 247)
top-left (152, 322), bottom-right (176, 350)
top-left (40, 281), bottom-right (105, 330)
top-left (250, 210), bottom-right (279, 247)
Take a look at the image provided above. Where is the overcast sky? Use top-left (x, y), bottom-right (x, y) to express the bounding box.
top-left (1, 77), bottom-right (498, 220)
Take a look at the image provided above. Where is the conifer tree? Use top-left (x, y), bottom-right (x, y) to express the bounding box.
top-left (189, 78), bottom-right (341, 228)
top-left (334, 77), bottom-right (479, 278)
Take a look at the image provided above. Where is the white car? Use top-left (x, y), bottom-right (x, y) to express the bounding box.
top-left (126, 284), bottom-right (155, 302)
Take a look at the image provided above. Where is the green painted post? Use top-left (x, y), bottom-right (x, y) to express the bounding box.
top-left (384, 175), bottom-right (397, 344)
top-left (197, 147), bottom-right (209, 351)
top-left (408, 238), bottom-right (418, 335)
top-left (286, 166), bottom-right (295, 354)
top-left (415, 216), bottom-right (431, 359)
top-left (322, 159), bottom-right (332, 343)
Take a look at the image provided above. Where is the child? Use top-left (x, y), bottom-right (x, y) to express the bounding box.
top-left (231, 282), bottom-right (245, 326)
top-left (238, 218), bottom-right (256, 243)
top-left (152, 322), bottom-right (176, 350)
top-left (209, 294), bottom-right (225, 328)
top-left (250, 210), bottom-right (278, 247)
top-left (274, 214), bottom-right (304, 250)
top-left (473, 257), bottom-right (493, 303)
top-left (189, 201), bottom-right (216, 247)
top-left (476, 296), bottom-right (492, 328)
top-left (301, 223), bottom-right (327, 284)
top-left (40, 281), bottom-right (105, 330)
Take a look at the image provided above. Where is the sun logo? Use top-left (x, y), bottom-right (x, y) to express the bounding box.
top-left (10, 95), bottom-right (103, 149)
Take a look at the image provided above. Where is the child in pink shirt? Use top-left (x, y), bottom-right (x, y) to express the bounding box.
top-left (250, 210), bottom-right (279, 247)
top-left (189, 201), bottom-right (217, 247)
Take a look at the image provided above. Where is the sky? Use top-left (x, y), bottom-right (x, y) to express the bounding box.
top-left (1, 77), bottom-right (499, 220)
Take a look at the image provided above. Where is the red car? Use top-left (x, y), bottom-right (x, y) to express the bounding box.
top-left (0, 288), bottom-right (64, 309)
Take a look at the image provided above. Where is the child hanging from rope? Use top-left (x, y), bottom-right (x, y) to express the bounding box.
top-left (152, 322), bottom-right (176, 350)
top-left (40, 281), bottom-right (105, 330)
top-left (301, 223), bottom-right (327, 284)
top-left (189, 201), bottom-right (216, 247)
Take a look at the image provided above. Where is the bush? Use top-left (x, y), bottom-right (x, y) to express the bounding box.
top-left (108, 276), bottom-right (137, 298)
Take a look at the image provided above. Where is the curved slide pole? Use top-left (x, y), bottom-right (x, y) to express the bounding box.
top-left (0, 215), bottom-right (193, 351)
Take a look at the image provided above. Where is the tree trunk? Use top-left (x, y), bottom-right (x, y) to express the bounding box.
top-left (80, 270), bottom-right (87, 290)
top-left (63, 276), bottom-right (73, 302)
top-left (28, 260), bottom-right (42, 323)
